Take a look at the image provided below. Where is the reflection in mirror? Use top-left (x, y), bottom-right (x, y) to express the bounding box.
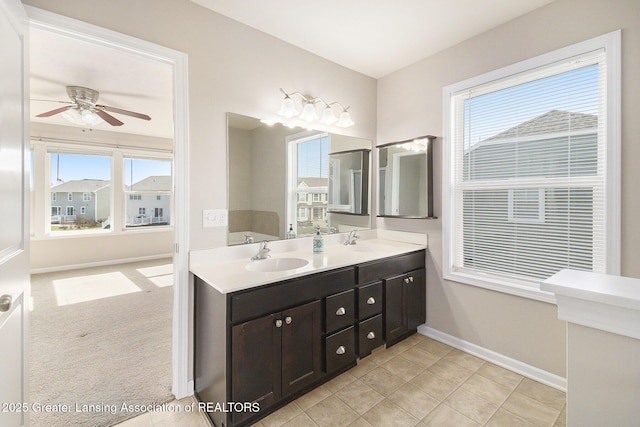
top-left (328, 150), bottom-right (370, 215)
top-left (227, 113), bottom-right (372, 245)
top-left (378, 136), bottom-right (435, 218)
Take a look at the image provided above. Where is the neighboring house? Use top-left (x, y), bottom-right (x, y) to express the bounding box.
top-left (462, 110), bottom-right (597, 277)
top-left (125, 175), bottom-right (172, 226)
top-left (50, 175), bottom-right (171, 227)
top-left (296, 177), bottom-right (328, 234)
top-left (50, 179), bottom-right (110, 224)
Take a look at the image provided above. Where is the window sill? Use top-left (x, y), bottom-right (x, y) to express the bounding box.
top-left (444, 269), bottom-right (557, 304)
top-left (31, 225), bottom-right (173, 241)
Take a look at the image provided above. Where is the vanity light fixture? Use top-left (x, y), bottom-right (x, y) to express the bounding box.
top-left (278, 88), bottom-right (354, 128)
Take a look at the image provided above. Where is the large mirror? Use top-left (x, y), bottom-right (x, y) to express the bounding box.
top-left (227, 113), bottom-right (372, 245)
top-left (378, 136), bottom-right (435, 218)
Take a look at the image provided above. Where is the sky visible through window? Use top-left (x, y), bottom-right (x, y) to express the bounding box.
top-left (49, 153), bottom-right (171, 185)
top-left (463, 64), bottom-right (599, 148)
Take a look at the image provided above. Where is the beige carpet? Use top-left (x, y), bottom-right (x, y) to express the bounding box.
top-left (29, 259), bottom-right (174, 427)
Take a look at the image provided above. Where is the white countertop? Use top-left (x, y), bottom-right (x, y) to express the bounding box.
top-left (190, 230), bottom-right (427, 294)
top-left (542, 269), bottom-right (640, 339)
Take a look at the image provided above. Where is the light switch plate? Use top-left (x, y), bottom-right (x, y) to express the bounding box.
top-left (203, 209), bottom-right (228, 228)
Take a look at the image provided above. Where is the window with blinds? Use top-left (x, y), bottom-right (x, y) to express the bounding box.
top-left (443, 32), bottom-right (620, 296)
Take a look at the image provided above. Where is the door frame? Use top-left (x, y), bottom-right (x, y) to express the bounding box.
top-left (25, 6), bottom-right (191, 398)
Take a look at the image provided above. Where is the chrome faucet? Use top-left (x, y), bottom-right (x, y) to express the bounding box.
top-left (244, 234), bottom-right (254, 244)
top-left (344, 230), bottom-right (359, 245)
top-left (251, 240), bottom-right (271, 260)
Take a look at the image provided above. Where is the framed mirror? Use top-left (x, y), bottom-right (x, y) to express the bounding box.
top-left (378, 135), bottom-right (435, 218)
top-left (328, 149), bottom-right (370, 215)
top-left (227, 113), bottom-right (372, 245)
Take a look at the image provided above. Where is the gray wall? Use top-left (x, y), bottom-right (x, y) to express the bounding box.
top-left (377, 0), bottom-right (640, 377)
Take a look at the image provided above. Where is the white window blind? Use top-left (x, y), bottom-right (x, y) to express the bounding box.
top-left (449, 50), bottom-right (608, 284)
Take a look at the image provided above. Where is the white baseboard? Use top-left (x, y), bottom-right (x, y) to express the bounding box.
top-left (30, 253), bottom-right (173, 274)
top-left (418, 325), bottom-right (567, 392)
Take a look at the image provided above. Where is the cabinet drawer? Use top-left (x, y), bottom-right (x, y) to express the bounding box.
top-left (325, 289), bottom-right (355, 334)
top-left (356, 250), bottom-right (425, 284)
top-left (231, 267), bottom-right (355, 324)
top-left (358, 314), bottom-right (384, 358)
top-left (325, 326), bottom-right (356, 373)
top-left (357, 281), bottom-right (382, 320)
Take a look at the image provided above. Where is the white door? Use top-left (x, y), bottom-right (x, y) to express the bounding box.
top-left (0, 0), bottom-right (29, 426)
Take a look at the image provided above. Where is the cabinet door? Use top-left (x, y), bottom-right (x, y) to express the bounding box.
top-left (406, 268), bottom-right (425, 331)
top-left (231, 313), bottom-right (282, 423)
top-left (281, 300), bottom-right (322, 397)
top-left (384, 274), bottom-right (407, 343)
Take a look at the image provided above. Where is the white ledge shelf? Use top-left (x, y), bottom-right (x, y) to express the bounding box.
top-left (541, 269), bottom-right (640, 339)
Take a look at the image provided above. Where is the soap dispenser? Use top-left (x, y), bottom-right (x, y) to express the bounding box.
top-left (287, 224), bottom-right (296, 239)
top-left (312, 226), bottom-right (324, 253)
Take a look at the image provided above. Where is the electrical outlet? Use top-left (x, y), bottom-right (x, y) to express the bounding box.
top-left (203, 209), bottom-right (228, 228)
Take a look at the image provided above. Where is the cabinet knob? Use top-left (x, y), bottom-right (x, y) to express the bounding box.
top-left (367, 331), bottom-right (375, 340)
top-left (274, 319), bottom-right (283, 328)
top-left (404, 278), bottom-right (410, 284)
top-left (285, 316), bottom-right (292, 325)
top-left (0, 294), bottom-right (12, 313)
top-left (366, 297), bottom-right (375, 305)
top-left (336, 307), bottom-right (346, 316)
top-left (336, 346), bottom-right (346, 355)
top-left (409, 276), bottom-right (414, 283)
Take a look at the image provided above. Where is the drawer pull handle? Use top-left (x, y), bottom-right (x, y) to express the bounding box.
top-left (274, 319), bottom-right (283, 328)
top-left (409, 276), bottom-right (414, 283)
top-left (366, 297), bottom-right (375, 305)
top-left (404, 278), bottom-right (410, 284)
top-left (336, 307), bottom-right (346, 316)
top-left (367, 331), bottom-right (375, 340)
top-left (336, 346), bottom-right (346, 355)
top-left (285, 316), bottom-right (292, 325)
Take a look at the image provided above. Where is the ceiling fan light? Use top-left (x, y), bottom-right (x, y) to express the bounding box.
top-left (299, 102), bottom-right (319, 122)
top-left (61, 108), bottom-right (84, 125)
top-left (320, 106), bottom-right (337, 125)
top-left (278, 95), bottom-right (298, 118)
top-left (81, 109), bottom-right (99, 125)
top-left (336, 110), bottom-right (354, 127)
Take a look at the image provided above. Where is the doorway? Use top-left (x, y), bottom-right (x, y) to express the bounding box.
top-left (26, 4), bottom-right (190, 420)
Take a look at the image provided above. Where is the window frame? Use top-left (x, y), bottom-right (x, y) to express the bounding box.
top-left (286, 130), bottom-right (330, 236)
top-left (31, 141), bottom-right (173, 239)
top-left (123, 155), bottom-right (173, 229)
top-left (442, 31), bottom-right (621, 302)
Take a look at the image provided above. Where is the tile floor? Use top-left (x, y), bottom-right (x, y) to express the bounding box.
top-left (116, 333), bottom-right (566, 427)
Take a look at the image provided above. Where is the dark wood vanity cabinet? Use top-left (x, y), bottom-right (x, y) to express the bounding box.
top-left (384, 268), bottom-right (425, 344)
top-left (356, 251), bottom-right (426, 346)
top-left (231, 300), bottom-right (322, 425)
top-left (194, 249), bottom-right (426, 427)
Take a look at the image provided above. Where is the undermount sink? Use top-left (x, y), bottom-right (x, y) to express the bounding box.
top-left (245, 257), bottom-right (309, 273)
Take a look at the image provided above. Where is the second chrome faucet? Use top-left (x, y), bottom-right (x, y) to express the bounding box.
top-left (251, 240), bottom-right (271, 260)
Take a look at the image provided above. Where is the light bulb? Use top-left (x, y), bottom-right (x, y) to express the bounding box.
top-left (81, 109), bottom-right (97, 124)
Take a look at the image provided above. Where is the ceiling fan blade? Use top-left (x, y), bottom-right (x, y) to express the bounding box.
top-left (96, 104), bottom-right (151, 121)
top-left (94, 109), bottom-right (124, 126)
top-left (35, 105), bottom-right (73, 117)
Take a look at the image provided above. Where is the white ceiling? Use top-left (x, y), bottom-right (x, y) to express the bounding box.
top-left (191, 0), bottom-right (555, 78)
top-left (29, 27), bottom-right (174, 139)
top-left (29, 1), bottom-right (554, 139)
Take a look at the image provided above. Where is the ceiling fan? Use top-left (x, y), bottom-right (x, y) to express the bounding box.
top-left (35, 86), bottom-right (151, 127)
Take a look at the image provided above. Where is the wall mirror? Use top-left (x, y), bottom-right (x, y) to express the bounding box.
top-left (378, 135), bottom-right (435, 218)
top-left (227, 112), bottom-right (372, 245)
top-left (328, 149), bottom-right (370, 215)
